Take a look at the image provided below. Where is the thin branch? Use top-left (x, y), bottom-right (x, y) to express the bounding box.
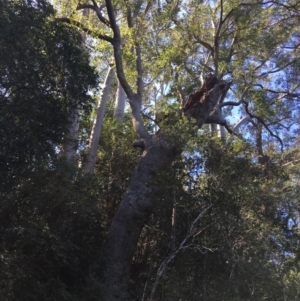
top-left (258, 60), bottom-right (296, 77)
top-left (282, 160), bottom-right (300, 167)
top-left (174, 70), bottom-right (186, 108)
top-left (199, 61), bottom-right (214, 73)
top-left (149, 205), bottom-right (212, 301)
top-left (243, 101), bottom-right (283, 151)
top-left (253, 84), bottom-right (300, 98)
top-left (57, 17), bottom-right (113, 42)
top-left (141, 111), bottom-right (158, 125)
top-left (193, 35), bottom-right (215, 57)
top-left (77, 4), bottom-right (111, 27)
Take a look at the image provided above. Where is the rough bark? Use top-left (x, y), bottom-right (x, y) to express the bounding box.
top-left (103, 135), bottom-right (179, 301)
top-left (113, 79), bottom-right (126, 122)
top-left (83, 67), bottom-right (115, 174)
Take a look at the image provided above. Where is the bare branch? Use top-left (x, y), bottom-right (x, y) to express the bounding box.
top-left (91, 0), bottom-right (98, 7)
top-left (174, 71), bottom-right (186, 108)
top-left (232, 116), bottom-right (254, 133)
top-left (149, 205), bottom-right (212, 301)
top-left (252, 83), bottom-right (300, 98)
top-left (133, 0), bottom-right (144, 18)
top-left (282, 160), bottom-right (300, 167)
top-left (199, 61), bottom-right (214, 73)
top-left (258, 59), bottom-right (297, 77)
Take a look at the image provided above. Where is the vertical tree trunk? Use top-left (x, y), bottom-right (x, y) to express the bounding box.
top-left (218, 124), bottom-right (226, 141)
top-left (61, 108), bottom-right (79, 160)
top-left (83, 67), bottom-right (115, 174)
top-left (171, 192), bottom-right (177, 252)
top-left (61, 7), bottom-right (89, 162)
top-left (114, 79), bottom-right (126, 122)
top-left (102, 135), bottom-right (179, 301)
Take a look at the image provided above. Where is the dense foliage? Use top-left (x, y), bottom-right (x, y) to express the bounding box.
top-left (0, 0), bottom-right (97, 190)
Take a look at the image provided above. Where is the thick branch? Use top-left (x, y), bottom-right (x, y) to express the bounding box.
top-left (136, 43), bottom-right (143, 97)
top-left (105, 0), bottom-right (149, 139)
top-left (57, 17), bottom-right (113, 42)
top-left (219, 101), bottom-right (242, 108)
top-left (126, 6), bottom-right (144, 98)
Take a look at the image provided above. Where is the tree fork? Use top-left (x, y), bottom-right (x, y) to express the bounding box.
top-left (101, 78), bottom-right (228, 300)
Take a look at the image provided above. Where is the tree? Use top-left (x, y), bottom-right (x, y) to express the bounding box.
top-left (59, 1), bottom-right (299, 299)
top-left (0, 2), bottom-right (100, 299)
top-left (0, 0), bottom-right (98, 190)
top-left (84, 66), bottom-right (115, 174)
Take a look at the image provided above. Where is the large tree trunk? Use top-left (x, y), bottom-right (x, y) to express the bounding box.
top-left (102, 79), bottom-right (228, 301)
top-left (83, 67), bottom-right (115, 174)
top-left (102, 135), bottom-right (179, 301)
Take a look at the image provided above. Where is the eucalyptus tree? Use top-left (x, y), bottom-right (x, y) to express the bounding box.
top-left (53, 0), bottom-right (300, 300)
top-left (0, 0), bottom-right (98, 190)
top-left (84, 66), bottom-right (115, 173)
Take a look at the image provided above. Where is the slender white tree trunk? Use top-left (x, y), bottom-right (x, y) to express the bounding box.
top-left (210, 123), bottom-right (217, 135)
top-left (113, 79), bottom-right (126, 122)
top-left (61, 108), bottom-right (80, 160)
top-left (218, 124), bottom-right (226, 141)
top-left (83, 67), bottom-right (115, 174)
top-left (217, 108), bottom-right (226, 141)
